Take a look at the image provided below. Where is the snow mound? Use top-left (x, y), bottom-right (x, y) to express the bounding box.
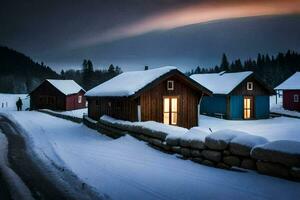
top-left (231, 134), bottom-right (268, 148)
top-left (230, 134), bottom-right (268, 156)
top-left (85, 66), bottom-right (177, 97)
top-left (205, 129), bottom-right (247, 150)
top-left (100, 115), bottom-right (188, 139)
top-left (251, 140), bottom-right (300, 167)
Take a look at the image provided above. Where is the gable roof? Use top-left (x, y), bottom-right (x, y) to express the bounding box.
top-left (190, 71), bottom-right (253, 94)
top-left (275, 72), bottom-right (300, 90)
top-left (85, 66), bottom-right (212, 97)
top-left (46, 79), bottom-right (85, 95)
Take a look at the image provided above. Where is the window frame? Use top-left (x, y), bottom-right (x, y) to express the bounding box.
top-left (247, 82), bottom-right (253, 91)
top-left (167, 80), bottom-right (174, 91)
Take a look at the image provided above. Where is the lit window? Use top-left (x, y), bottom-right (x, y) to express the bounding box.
top-left (167, 80), bottom-right (174, 90)
top-left (78, 95), bottom-right (82, 103)
top-left (247, 82), bottom-right (253, 90)
top-left (294, 94), bottom-right (299, 103)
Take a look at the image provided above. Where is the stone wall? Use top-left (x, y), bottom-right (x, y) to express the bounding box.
top-left (83, 115), bottom-right (300, 181)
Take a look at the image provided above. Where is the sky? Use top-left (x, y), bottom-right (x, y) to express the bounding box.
top-left (1, 0), bottom-right (300, 72)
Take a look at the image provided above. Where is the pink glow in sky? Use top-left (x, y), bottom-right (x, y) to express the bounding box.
top-left (76, 0), bottom-right (300, 47)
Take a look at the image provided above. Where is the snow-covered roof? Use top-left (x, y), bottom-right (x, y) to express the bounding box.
top-left (85, 66), bottom-right (177, 97)
top-left (46, 79), bottom-right (84, 95)
top-left (275, 72), bottom-right (300, 90)
top-left (190, 71), bottom-right (253, 94)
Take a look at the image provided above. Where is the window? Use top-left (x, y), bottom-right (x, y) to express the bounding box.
top-left (294, 94), bottom-right (299, 103)
top-left (244, 96), bottom-right (253, 119)
top-left (167, 80), bottom-right (174, 91)
top-left (163, 97), bottom-right (178, 125)
top-left (78, 95), bottom-right (82, 103)
top-left (247, 82), bottom-right (253, 90)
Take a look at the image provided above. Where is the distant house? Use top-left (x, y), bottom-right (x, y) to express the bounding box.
top-left (30, 79), bottom-right (86, 111)
top-left (85, 66), bottom-right (212, 128)
top-left (190, 71), bottom-right (275, 120)
top-left (275, 72), bottom-right (300, 112)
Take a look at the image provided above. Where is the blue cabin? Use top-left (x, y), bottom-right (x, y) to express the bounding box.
top-left (191, 71), bottom-right (275, 120)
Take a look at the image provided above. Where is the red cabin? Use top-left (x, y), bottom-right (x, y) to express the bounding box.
top-left (275, 72), bottom-right (300, 112)
top-left (30, 79), bottom-right (86, 111)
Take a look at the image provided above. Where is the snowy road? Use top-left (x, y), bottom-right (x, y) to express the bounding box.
top-left (1, 111), bottom-right (300, 200)
top-left (0, 114), bottom-right (105, 200)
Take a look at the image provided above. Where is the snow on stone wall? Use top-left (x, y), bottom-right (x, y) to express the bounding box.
top-left (83, 115), bottom-right (300, 181)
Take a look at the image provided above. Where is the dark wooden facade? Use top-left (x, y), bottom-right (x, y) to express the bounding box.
top-left (87, 70), bottom-right (211, 128)
top-left (282, 90), bottom-right (300, 111)
top-left (30, 81), bottom-right (86, 111)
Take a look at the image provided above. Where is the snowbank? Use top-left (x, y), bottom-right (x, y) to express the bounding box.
top-left (100, 115), bottom-right (188, 140)
top-left (197, 115), bottom-right (300, 142)
top-left (205, 129), bottom-right (247, 150)
top-left (252, 140), bottom-right (300, 167)
top-left (41, 108), bottom-right (87, 118)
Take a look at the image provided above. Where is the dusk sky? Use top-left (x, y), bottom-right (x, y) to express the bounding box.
top-left (1, 0), bottom-right (300, 72)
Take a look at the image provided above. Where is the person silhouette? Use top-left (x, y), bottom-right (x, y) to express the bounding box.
top-left (16, 97), bottom-right (23, 111)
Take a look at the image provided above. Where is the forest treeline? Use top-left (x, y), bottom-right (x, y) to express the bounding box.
top-left (1, 45), bottom-right (300, 93)
top-left (187, 50), bottom-right (300, 87)
top-left (0, 46), bottom-right (122, 93)
top-left (0, 46), bottom-right (59, 93)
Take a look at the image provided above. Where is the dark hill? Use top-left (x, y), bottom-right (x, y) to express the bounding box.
top-left (0, 46), bottom-right (59, 93)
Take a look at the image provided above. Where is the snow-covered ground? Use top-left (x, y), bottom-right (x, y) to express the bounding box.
top-left (0, 93), bottom-right (30, 111)
top-left (198, 115), bottom-right (300, 142)
top-left (1, 111), bottom-right (300, 200)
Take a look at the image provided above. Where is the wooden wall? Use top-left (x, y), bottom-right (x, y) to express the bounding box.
top-left (30, 81), bottom-right (66, 110)
top-left (66, 90), bottom-right (86, 110)
top-left (140, 75), bottom-right (201, 128)
top-left (283, 90), bottom-right (300, 111)
top-left (87, 97), bottom-right (138, 121)
top-left (230, 77), bottom-right (271, 96)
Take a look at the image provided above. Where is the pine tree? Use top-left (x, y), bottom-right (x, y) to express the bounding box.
top-left (220, 53), bottom-right (229, 71)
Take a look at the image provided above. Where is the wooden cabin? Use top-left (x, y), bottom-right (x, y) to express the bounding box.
top-left (85, 67), bottom-right (212, 128)
top-left (30, 79), bottom-right (86, 111)
top-left (191, 71), bottom-right (275, 120)
top-left (275, 72), bottom-right (300, 112)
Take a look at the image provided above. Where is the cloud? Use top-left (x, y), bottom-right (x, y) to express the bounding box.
top-left (73, 0), bottom-right (300, 48)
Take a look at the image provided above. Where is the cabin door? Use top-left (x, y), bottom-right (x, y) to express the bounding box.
top-left (243, 96), bottom-right (253, 119)
top-left (163, 97), bottom-right (178, 125)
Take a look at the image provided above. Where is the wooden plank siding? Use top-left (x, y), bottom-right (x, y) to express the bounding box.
top-left (140, 75), bottom-right (201, 128)
top-left (30, 81), bottom-right (66, 110)
top-left (283, 90), bottom-right (300, 111)
top-left (88, 97), bottom-right (138, 122)
top-left (230, 77), bottom-right (271, 96)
